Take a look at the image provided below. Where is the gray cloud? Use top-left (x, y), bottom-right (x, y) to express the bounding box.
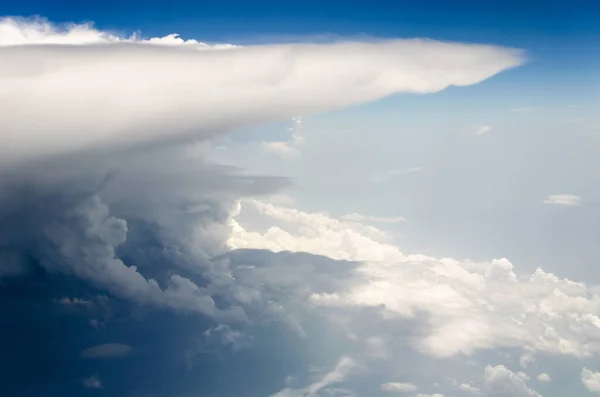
top-left (81, 343), bottom-right (133, 359)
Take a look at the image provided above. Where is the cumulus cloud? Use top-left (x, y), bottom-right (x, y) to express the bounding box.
top-left (582, 368), bottom-right (600, 392)
top-left (536, 373), bottom-right (551, 382)
top-left (82, 374), bottom-right (103, 389)
top-left (81, 343), bottom-right (133, 359)
top-left (228, 200), bottom-right (600, 359)
top-left (0, 17), bottom-right (523, 165)
top-left (542, 194), bottom-right (582, 206)
top-left (484, 365), bottom-right (541, 397)
top-left (380, 382), bottom-right (418, 392)
top-left (262, 117), bottom-right (305, 158)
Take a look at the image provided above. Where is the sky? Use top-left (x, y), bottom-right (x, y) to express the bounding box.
top-left (1, 1), bottom-right (600, 397)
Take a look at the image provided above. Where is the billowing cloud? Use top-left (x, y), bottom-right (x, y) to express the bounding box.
top-left (582, 368), bottom-right (600, 392)
top-left (537, 373), bottom-right (551, 383)
top-left (228, 200), bottom-right (600, 359)
top-left (542, 194), bottom-right (582, 206)
top-left (0, 14), bottom-right (538, 397)
top-left (484, 365), bottom-right (541, 397)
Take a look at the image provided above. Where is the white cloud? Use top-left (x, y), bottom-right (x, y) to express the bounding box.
top-left (0, 17), bottom-right (523, 165)
top-left (228, 199), bottom-right (407, 263)
top-left (380, 382), bottom-right (418, 392)
top-left (270, 357), bottom-right (358, 397)
top-left (262, 141), bottom-right (302, 157)
top-left (484, 365), bottom-right (541, 397)
top-left (340, 213), bottom-right (406, 224)
top-left (536, 373), bottom-right (551, 382)
top-left (542, 194), bottom-right (582, 206)
top-left (261, 117), bottom-right (306, 158)
top-left (230, 200), bottom-right (600, 359)
top-left (473, 125), bottom-right (492, 136)
top-left (82, 374), bottom-right (103, 389)
top-left (582, 368), bottom-right (600, 392)
top-left (459, 383), bottom-right (481, 393)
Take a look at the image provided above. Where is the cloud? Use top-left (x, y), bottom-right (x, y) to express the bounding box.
top-left (270, 357), bottom-right (359, 397)
top-left (473, 125), bottom-right (492, 136)
top-left (0, 15), bottom-right (535, 397)
top-left (261, 117), bottom-right (306, 158)
top-left (229, 200), bottom-right (600, 360)
top-left (542, 194), bottom-right (582, 206)
top-left (380, 382), bottom-right (418, 392)
top-left (484, 365), bottom-right (541, 397)
top-left (340, 213), bottom-right (406, 224)
top-left (582, 368), bottom-right (600, 392)
top-left (262, 141), bottom-right (302, 157)
top-left (459, 383), bottom-right (481, 393)
top-left (81, 343), bottom-right (133, 359)
top-left (0, 17), bottom-right (523, 166)
top-left (82, 374), bottom-right (103, 389)
top-left (370, 167), bottom-right (422, 183)
top-left (228, 199), bottom-right (406, 262)
top-left (536, 373), bottom-right (551, 382)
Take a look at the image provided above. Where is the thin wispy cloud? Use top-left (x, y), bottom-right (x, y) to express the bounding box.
top-left (370, 167), bottom-right (422, 183)
top-left (473, 124), bottom-right (492, 136)
top-left (542, 194), bottom-right (582, 206)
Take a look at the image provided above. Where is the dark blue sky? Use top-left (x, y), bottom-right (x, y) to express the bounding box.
top-left (5, 0), bottom-right (600, 46)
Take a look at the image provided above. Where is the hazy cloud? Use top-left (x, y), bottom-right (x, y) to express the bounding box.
top-left (542, 194), bottom-right (582, 206)
top-left (81, 343), bottom-right (132, 359)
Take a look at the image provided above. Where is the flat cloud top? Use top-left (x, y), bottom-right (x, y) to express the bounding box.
top-left (0, 17), bottom-right (524, 165)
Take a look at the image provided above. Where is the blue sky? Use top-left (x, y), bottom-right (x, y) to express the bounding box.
top-left (2, 2), bottom-right (600, 397)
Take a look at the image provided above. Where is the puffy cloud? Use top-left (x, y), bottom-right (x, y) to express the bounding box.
top-left (536, 373), bottom-right (551, 382)
top-left (229, 200), bottom-right (600, 359)
top-left (262, 117), bottom-right (306, 158)
top-left (582, 368), bottom-right (600, 392)
top-left (82, 374), bottom-right (103, 389)
top-left (228, 199), bottom-right (407, 262)
top-left (542, 194), bottom-right (582, 206)
top-left (81, 343), bottom-right (132, 359)
top-left (484, 365), bottom-right (541, 397)
top-left (0, 17), bottom-right (523, 165)
top-left (380, 382), bottom-right (418, 392)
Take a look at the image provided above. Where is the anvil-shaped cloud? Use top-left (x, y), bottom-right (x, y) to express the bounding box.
top-left (0, 17), bottom-right (524, 165)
